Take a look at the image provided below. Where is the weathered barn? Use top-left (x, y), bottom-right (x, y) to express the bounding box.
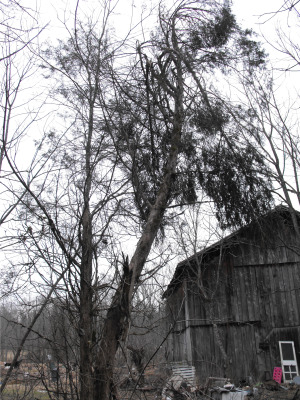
top-left (164, 206), bottom-right (300, 384)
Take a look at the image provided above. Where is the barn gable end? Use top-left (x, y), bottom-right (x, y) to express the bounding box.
top-left (164, 207), bottom-right (300, 384)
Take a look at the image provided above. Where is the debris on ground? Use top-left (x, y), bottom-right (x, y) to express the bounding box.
top-left (197, 376), bottom-right (300, 400)
top-left (161, 375), bottom-right (300, 400)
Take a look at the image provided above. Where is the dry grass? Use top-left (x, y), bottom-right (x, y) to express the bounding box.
top-left (0, 361), bottom-right (65, 399)
top-left (1, 384), bottom-right (50, 400)
top-left (0, 360), bottom-right (166, 399)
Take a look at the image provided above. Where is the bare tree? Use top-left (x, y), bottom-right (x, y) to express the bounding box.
top-left (0, 0), bottom-right (42, 62)
top-left (259, 0), bottom-right (300, 72)
top-left (0, 0), bottom-right (46, 229)
top-left (0, 1), bottom-right (275, 400)
top-left (234, 71), bottom-right (300, 243)
top-left (1, 4), bottom-right (128, 398)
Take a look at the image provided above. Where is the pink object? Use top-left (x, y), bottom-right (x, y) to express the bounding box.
top-left (273, 367), bottom-right (282, 383)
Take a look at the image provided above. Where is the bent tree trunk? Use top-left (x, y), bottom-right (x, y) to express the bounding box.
top-left (93, 11), bottom-right (184, 395)
top-left (93, 168), bottom-right (179, 399)
top-left (93, 94), bottom-right (183, 400)
top-left (93, 261), bottom-right (133, 399)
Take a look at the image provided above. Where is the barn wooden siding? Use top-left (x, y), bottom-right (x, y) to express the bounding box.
top-left (166, 213), bottom-right (300, 384)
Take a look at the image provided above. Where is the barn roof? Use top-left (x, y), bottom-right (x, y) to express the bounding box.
top-left (163, 205), bottom-right (299, 299)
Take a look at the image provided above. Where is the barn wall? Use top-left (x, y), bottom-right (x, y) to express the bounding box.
top-left (186, 262), bottom-right (300, 328)
top-left (166, 217), bottom-right (300, 384)
top-left (229, 216), bottom-right (300, 267)
top-left (190, 323), bottom-right (262, 383)
top-left (185, 261), bottom-right (300, 383)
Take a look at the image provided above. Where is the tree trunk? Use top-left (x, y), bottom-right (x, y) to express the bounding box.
top-left (79, 100), bottom-right (95, 399)
top-left (79, 207), bottom-right (94, 399)
top-left (93, 187), bottom-right (175, 399)
top-left (128, 346), bottom-right (145, 385)
top-left (93, 68), bottom-right (184, 398)
top-left (93, 260), bottom-right (132, 399)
